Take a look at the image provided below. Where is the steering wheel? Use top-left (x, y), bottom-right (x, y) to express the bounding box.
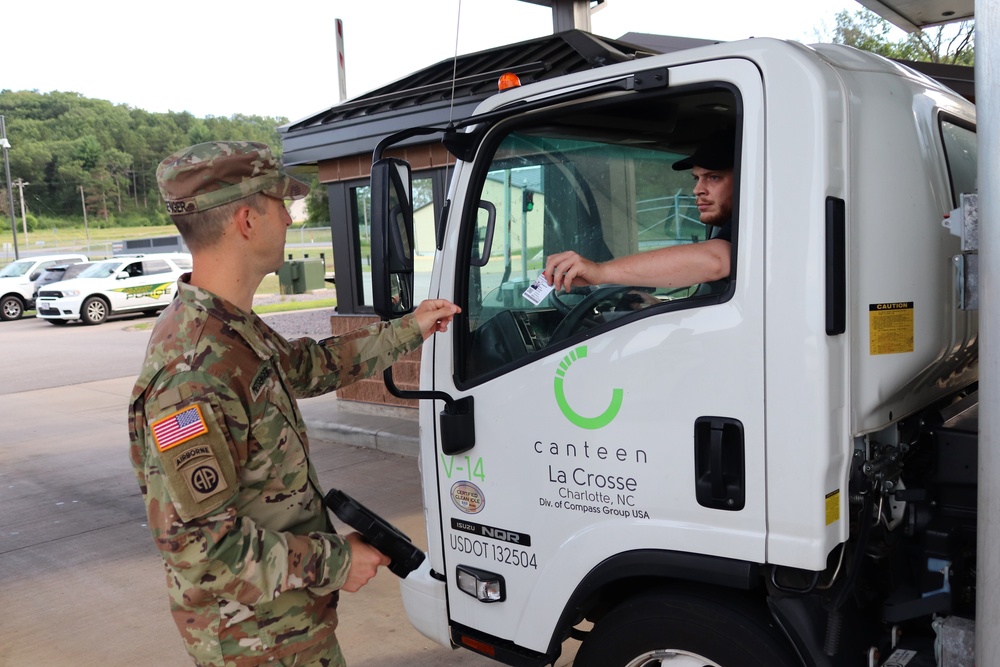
top-left (547, 284), bottom-right (598, 316)
top-left (547, 284), bottom-right (650, 344)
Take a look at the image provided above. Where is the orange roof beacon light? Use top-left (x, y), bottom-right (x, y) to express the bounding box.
top-left (498, 72), bottom-right (522, 91)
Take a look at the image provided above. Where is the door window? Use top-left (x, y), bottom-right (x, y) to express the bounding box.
top-left (457, 87), bottom-right (740, 383)
top-left (142, 259), bottom-right (172, 275)
top-left (352, 177), bottom-right (436, 308)
top-left (940, 118), bottom-right (977, 205)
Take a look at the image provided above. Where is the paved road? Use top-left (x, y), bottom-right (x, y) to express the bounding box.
top-left (0, 313), bottom-right (580, 667)
top-left (1, 312), bottom-right (155, 392)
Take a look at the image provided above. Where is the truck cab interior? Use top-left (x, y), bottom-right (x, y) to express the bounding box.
top-left (457, 86), bottom-right (741, 383)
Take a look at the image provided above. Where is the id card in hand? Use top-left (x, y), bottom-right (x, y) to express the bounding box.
top-left (522, 273), bottom-right (554, 305)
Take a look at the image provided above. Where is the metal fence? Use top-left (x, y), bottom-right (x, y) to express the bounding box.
top-left (1, 227), bottom-right (336, 266)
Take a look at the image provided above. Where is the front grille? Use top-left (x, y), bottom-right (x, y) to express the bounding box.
top-left (39, 290), bottom-right (62, 298)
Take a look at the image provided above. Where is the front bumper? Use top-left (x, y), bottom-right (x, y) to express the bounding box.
top-left (400, 558), bottom-right (452, 649)
top-left (35, 296), bottom-right (82, 320)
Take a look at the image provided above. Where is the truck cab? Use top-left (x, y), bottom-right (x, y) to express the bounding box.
top-left (372, 39), bottom-right (978, 666)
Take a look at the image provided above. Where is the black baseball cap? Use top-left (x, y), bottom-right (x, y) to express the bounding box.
top-left (672, 131), bottom-right (736, 171)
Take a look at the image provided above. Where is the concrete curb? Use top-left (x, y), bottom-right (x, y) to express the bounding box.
top-left (298, 394), bottom-right (419, 457)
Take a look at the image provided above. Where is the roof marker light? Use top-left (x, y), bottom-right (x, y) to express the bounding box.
top-left (498, 72), bottom-right (521, 91)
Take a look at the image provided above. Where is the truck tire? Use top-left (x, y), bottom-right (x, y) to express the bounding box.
top-left (1, 294), bottom-right (25, 321)
top-left (574, 588), bottom-right (800, 667)
top-left (81, 296), bottom-right (110, 325)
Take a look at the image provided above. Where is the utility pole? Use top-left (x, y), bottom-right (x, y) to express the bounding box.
top-left (1, 115), bottom-right (18, 260)
top-left (335, 18), bottom-right (347, 102)
top-left (14, 178), bottom-right (29, 246)
top-left (80, 185), bottom-right (91, 253)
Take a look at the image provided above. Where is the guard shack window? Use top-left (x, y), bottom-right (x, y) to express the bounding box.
top-left (456, 86), bottom-right (740, 384)
top-left (328, 172), bottom-right (446, 313)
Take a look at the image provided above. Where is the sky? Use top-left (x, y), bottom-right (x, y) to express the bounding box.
top-left (4, 0), bottom-right (875, 122)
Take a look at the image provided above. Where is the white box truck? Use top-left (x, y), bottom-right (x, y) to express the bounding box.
top-left (367, 39), bottom-right (978, 666)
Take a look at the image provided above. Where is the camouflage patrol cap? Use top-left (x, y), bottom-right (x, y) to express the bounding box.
top-left (156, 141), bottom-right (309, 216)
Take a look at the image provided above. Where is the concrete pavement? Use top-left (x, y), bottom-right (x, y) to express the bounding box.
top-left (0, 375), bottom-right (577, 667)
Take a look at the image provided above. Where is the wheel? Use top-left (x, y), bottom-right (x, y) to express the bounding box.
top-left (574, 588), bottom-right (800, 667)
top-left (81, 296), bottom-right (109, 325)
top-left (1, 295), bottom-right (25, 321)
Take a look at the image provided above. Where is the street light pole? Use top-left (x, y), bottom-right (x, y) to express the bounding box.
top-left (15, 178), bottom-right (29, 246)
top-left (1, 115), bottom-right (19, 260)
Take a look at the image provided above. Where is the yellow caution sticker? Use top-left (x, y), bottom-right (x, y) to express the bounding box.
top-left (869, 302), bottom-right (914, 355)
top-left (825, 490), bottom-right (840, 526)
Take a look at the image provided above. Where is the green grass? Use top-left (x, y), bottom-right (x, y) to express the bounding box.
top-left (31, 297), bottom-right (338, 324)
top-left (258, 274), bottom-right (281, 295)
top-left (6, 223), bottom-right (336, 299)
top-left (6, 224), bottom-right (336, 267)
top-left (10, 224), bottom-right (338, 315)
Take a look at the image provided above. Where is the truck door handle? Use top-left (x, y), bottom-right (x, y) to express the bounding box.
top-left (694, 417), bottom-right (745, 511)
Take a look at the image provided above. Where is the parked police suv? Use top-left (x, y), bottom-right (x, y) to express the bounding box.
top-left (35, 253), bottom-right (191, 325)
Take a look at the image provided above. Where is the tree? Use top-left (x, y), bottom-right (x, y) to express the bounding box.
top-left (413, 179), bottom-right (434, 210)
top-left (305, 175), bottom-right (330, 226)
top-left (829, 8), bottom-right (974, 65)
top-left (0, 89), bottom-right (290, 222)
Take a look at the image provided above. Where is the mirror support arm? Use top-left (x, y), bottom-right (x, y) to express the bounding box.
top-left (383, 368), bottom-right (476, 455)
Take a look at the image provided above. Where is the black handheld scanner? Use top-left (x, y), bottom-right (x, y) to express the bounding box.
top-left (324, 488), bottom-right (426, 578)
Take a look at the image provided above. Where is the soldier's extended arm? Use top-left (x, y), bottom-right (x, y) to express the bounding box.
top-left (282, 314), bottom-right (424, 399)
top-left (283, 299), bottom-right (460, 398)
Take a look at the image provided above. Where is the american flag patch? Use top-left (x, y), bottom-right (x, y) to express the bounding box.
top-left (152, 405), bottom-right (208, 452)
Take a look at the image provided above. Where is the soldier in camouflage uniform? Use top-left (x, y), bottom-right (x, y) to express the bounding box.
top-left (128, 141), bottom-right (459, 667)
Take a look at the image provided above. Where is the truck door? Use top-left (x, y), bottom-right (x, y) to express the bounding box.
top-left (432, 60), bottom-right (766, 652)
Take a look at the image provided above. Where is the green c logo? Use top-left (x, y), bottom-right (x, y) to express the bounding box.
top-left (553, 345), bottom-right (623, 430)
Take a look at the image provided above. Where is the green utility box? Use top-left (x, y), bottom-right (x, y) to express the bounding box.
top-left (277, 258), bottom-right (327, 294)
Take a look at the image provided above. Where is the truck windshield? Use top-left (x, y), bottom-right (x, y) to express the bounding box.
top-left (458, 87), bottom-right (739, 383)
top-left (0, 260), bottom-right (33, 278)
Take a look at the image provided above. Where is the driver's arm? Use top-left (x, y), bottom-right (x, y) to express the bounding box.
top-left (544, 239), bottom-right (730, 292)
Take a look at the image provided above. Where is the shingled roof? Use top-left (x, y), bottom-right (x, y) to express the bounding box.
top-left (279, 30), bottom-right (675, 167)
top-left (278, 28), bottom-right (973, 169)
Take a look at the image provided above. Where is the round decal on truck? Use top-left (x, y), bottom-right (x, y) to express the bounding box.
top-left (451, 481), bottom-right (486, 514)
top-left (554, 345), bottom-right (623, 430)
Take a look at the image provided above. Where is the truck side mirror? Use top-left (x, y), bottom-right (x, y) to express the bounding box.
top-left (371, 157), bottom-right (415, 319)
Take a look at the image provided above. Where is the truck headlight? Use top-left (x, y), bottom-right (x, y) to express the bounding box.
top-left (63, 289), bottom-right (80, 297)
top-left (456, 565), bottom-right (505, 602)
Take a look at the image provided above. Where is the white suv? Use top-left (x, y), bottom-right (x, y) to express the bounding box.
top-left (0, 253), bottom-right (90, 320)
top-left (36, 253), bottom-right (192, 325)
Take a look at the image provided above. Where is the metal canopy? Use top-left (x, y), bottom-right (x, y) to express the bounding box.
top-left (857, 0), bottom-right (974, 30)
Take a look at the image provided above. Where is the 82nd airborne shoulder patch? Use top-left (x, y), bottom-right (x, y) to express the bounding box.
top-left (149, 400), bottom-right (236, 521)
